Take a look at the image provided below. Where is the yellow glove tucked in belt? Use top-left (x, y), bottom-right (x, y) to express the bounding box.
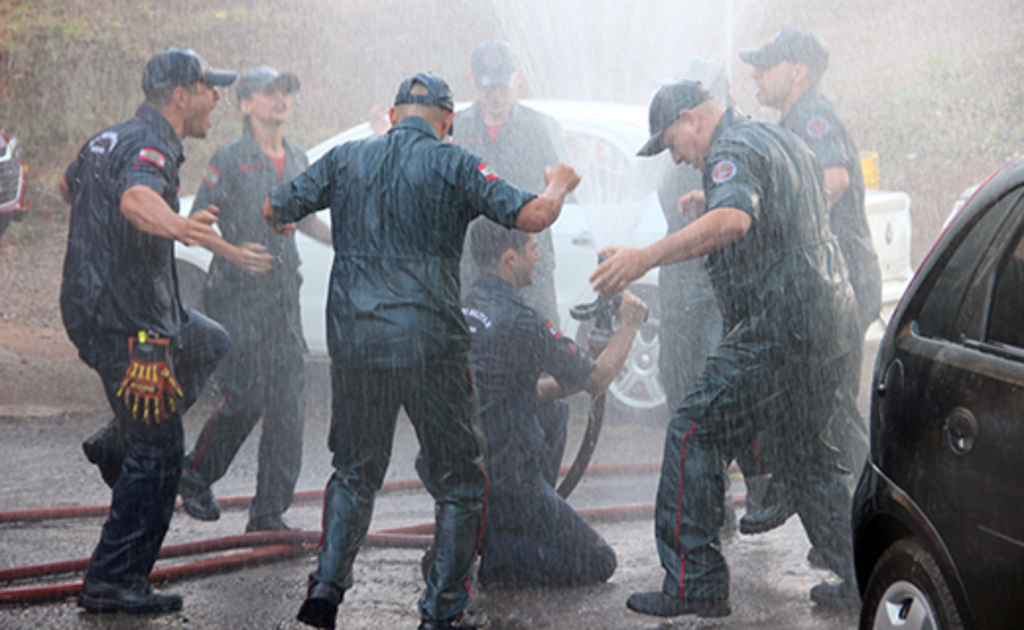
top-left (116, 332), bottom-right (183, 424)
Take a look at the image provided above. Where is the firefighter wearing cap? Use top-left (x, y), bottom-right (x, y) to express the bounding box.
top-left (177, 66), bottom-right (331, 533)
top-left (262, 71), bottom-right (580, 630)
top-left (453, 40), bottom-right (565, 326)
top-left (739, 26), bottom-right (880, 531)
top-left (590, 80), bottom-right (861, 616)
top-left (58, 47), bottom-right (235, 615)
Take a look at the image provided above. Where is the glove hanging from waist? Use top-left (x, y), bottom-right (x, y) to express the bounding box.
top-left (117, 332), bottom-right (183, 425)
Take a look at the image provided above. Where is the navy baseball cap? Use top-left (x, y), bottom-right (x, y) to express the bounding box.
top-left (393, 72), bottom-right (454, 112)
top-left (739, 27), bottom-right (829, 75)
top-left (142, 48), bottom-right (236, 98)
top-left (237, 65), bottom-right (301, 101)
top-left (471, 40), bottom-right (518, 88)
top-left (638, 80), bottom-right (712, 157)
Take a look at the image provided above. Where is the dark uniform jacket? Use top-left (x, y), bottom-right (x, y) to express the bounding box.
top-left (452, 101), bottom-right (563, 320)
top-left (61, 104), bottom-right (185, 344)
top-left (462, 273), bottom-right (594, 485)
top-left (703, 107), bottom-right (856, 356)
top-left (781, 86), bottom-right (882, 330)
top-left (194, 126), bottom-right (308, 344)
top-left (268, 115), bottom-right (535, 368)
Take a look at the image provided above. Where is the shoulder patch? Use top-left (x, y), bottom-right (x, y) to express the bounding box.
top-left (546, 320), bottom-right (563, 339)
top-left (806, 116), bottom-right (831, 138)
top-left (138, 148), bottom-right (166, 169)
top-left (202, 166), bottom-right (220, 187)
top-left (477, 163), bottom-right (500, 181)
top-left (712, 160), bottom-right (737, 184)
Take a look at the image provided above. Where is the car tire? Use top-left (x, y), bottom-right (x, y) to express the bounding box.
top-left (860, 538), bottom-right (964, 630)
top-left (177, 261), bottom-right (207, 313)
top-left (577, 284), bottom-right (667, 424)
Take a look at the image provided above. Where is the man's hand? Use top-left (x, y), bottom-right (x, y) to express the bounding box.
top-left (233, 242), bottom-right (274, 276)
top-left (261, 198), bottom-right (295, 236)
top-left (589, 245), bottom-right (652, 295)
top-left (616, 290), bottom-right (648, 329)
top-left (677, 189), bottom-right (705, 218)
top-left (182, 207), bottom-right (220, 247)
top-left (543, 162), bottom-right (582, 195)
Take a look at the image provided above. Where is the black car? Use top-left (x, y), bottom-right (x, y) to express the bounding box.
top-left (853, 158), bottom-right (1024, 630)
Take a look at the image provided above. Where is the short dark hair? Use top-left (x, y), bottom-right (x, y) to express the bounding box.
top-left (145, 81), bottom-right (198, 108)
top-left (469, 218), bottom-right (531, 271)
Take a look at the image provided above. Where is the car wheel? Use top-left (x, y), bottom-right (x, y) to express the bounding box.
top-left (0, 213), bottom-right (12, 239)
top-left (176, 261), bottom-right (207, 312)
top-left (860, 538), bottom-right (964, 630)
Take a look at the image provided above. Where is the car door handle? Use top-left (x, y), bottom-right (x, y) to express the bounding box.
top-left (572, 231), bottom-right (594, 247)
top-left (944, 408), bottom-right (978, 456)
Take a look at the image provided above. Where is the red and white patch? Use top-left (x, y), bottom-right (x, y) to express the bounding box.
top-left (806, 116), bottom-right (830, 138)
top-left (546, 321), bottom-right (563, 339)
top-left (712, 160), bottom-right (737, 184)
top-left (477, 163), bottom-right (500, 182)
top-left (137, 148), bottom-right (166, 169)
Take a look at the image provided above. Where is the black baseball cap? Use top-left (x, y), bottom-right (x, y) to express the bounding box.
top-left (471, 40), bottom-right (518, 88)
top-left (142, 48), bottom-right (236, 98)
top-left (739, 27), bottom-right (829, 75)
top-left (236, 65), bottom-right (301, 101)
top-left (393, 72), bottom-right (454, 112)
top-left (638, 80), bottom-right (712, 157)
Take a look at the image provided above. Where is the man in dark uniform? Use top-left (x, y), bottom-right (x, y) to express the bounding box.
top-left (262, 72), bottom-right (580, 630)
top-left (739, 26), bottom-right (881, 533)
top-left (58, 47), bottom-right (235, 614)
top-left (453, 39), bottom-right (565, 325)
top-left (461, 219), bottom-right (646, 588)
top-left (591, 81), bottom-right (861, 615)
top-left (177, 66), bottom-right (331, 533)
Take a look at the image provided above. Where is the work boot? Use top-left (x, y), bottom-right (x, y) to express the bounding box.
top-left (178, 473), bottom-right (220, 521)
top-left (246, 514), bottom-right (293, 533)
top-left (82, 422), bottom-right (125, 489)
top-left (810, 580), bottom-right (859, 609)
top-left (77, 576), bottom-right (183, 615)
top-left (739, 476), bottom-right (795, 534)
top-left (626, 591), bottom-right (730, 618)
top-left (418, 610), bottom-right (487, 629)
top-left (296, 581), bottom-right (343, 629)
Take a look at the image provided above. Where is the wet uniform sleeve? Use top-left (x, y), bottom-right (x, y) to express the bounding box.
top-left (269, 146), bottom-right (337, 223)
top-left (516, 306), bottom-right (595, 392)
top-left (456, 149), bottom-right (536, 229)
top-left (120, 142), bottom-right (174, 200)
top-left (703, 138), bottom-right (764, 223)
top-left (193, 149), bottom-right (231, 217)
top-left (797, 107), bottom-right (849, 172)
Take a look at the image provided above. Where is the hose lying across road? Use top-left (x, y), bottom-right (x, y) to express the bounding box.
top-left (1, 462), bottom-right (698, 605)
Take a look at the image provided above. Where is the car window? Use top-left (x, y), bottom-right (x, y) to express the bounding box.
top-left (987, 228), bottom-right (1024, 348)
top-left (915, 189), bottom-right (1022, 341)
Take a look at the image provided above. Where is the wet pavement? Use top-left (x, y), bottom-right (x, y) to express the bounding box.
top-left (0, 355), bottom-right (871, 629)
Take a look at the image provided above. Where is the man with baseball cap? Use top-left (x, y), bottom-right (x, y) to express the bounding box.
top-left (177, 65), bottom-right (330, 534)
top-left (61, 47), bottom-right (234, 614)
top-left (591, 79), bottom-right (860, 616)
top-left (738, 28), bottom-right (880, 556)
top-left (262, 71), bottom-right (581, 630)
top-left (453, 40), bottom-right (566, 327)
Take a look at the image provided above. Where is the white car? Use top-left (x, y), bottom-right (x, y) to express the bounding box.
top-left (175, 100), bottom-right (913, 418)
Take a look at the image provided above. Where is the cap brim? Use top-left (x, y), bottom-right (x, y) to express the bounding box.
top-left (477, 73), bottom-right (515, 88)
top-left (739, 49), bottom-right (776, 68)
top-left (637, 133), bottom-right (665, 157)
top-left (203, 70), bottom-right (238, 86)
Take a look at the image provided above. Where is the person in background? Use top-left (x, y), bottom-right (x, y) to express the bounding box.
top-left (591, 80), bottom-right (861, 616)
top-left (738, 26), bottom-right (881, 541)
top-left (177, 66), bottom-right (331, 533)
top-left (262, 72), bottom-right (580, 630)
top-left (60, 47), bottom-right (234, 615)
top-left (453, 39), bottom-right (565, 325)
top-left (457, 218), bottom-right (646, 588)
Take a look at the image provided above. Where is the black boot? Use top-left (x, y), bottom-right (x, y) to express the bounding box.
top-left (82, 422), bottom-right (125, 489)
top-left (77, 576), bottom-right (183, 615)
top-left (178, 472), bottom-right (221, 521)
top-left (418, 610), bottom-right (487, 629)
top-left (297, 581), bottom-right (343, 629)
top-left (739, 475), bottom-right (795, 534)
top-left (626, 591), bottom-right (730, 618)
